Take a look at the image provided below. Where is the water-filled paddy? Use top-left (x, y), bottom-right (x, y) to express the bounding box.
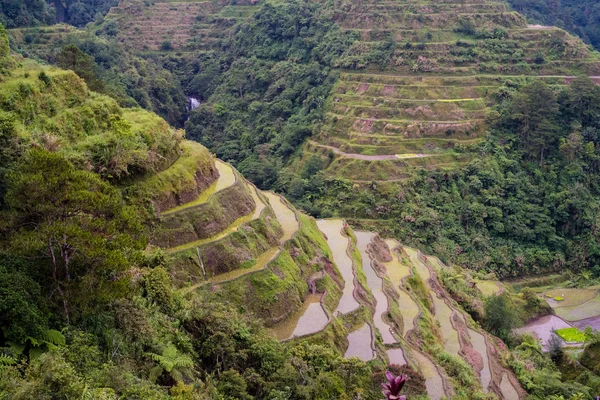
top-left (544, 288), bottom-right (597, 308)
top-left (263, 192), bottom-right (298, 241)
top-left (355, 231), bottom-right (396, 344)
top-left (554, 294), bottom-right (600, 322)
top-left (431, 294), bottom-right (461, 356)
top-left (387, 348), bottom-right (407, 366)
top-left (516, 315), bottom-right (572, 348)
top-left (345, 323), bottom-right (375, 361)
top-left (500, 372), bottom-right (520, 400)
top-left (467, 325), bottom-right (492, 392)
top-left (270, 293), bottom-right (329, 340)
top-left (396, 289), bottom-right (419, 336)
top-left (383, 239), bottom-right (411, 288)
top-left (316, 219), bottom-right (360, 314)
top-left (574, 315), bottom-right (600, 331)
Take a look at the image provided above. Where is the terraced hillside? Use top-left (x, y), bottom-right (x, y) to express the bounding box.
top-left (302, 0), bottom-right (600, 181)
top-left (105, 0), bottom-right (260, 51)
top-left (142, 131), bottom-right (525, 397)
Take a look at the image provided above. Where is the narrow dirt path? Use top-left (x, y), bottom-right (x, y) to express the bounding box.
top-left (166, 183), bottom-right (265, 254)
top-left (179, 190), bottom-right (299, 291)
top-left (310, 141), bottom-right (431, 160)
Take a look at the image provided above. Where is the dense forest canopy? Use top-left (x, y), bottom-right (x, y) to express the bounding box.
top-left (282, 77), bottom-right (600, 277)
top-left (508, 0), bottom-right (600, 50)
top-left (0, 0), bottom-right (118, 28)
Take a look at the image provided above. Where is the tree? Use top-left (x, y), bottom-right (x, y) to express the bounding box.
top-left (509, 81), bottom-right (559, 163)
top-left (548, 332), bottom-right (564, 363)
top-left (55, 44), bottom-right (105, 92)
top-left (5, 150), bottom-right (144, 321)
top-left (484, 293), bottom-right (520, 342)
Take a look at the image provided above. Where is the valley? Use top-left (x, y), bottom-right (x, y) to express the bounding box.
top-left (1, 0), bottom-right (600, 398)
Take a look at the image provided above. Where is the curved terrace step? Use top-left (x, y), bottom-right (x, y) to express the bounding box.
top-left (200, 192), bottom-right (299, 284)
top-left (344, 322), bottom-right (376, 361)
top-left (316, 219), bottom-right (361, 314)
top-left (269, 293), bottom-right (330, 341)
top-left (166, 182), bottom-right (264, 254)
top-left (355, 231), bottom-right (396, 344)
top-left (162, 159), bottom-right (236, 216)
top-left (309, 141), bottom-right (434, 161)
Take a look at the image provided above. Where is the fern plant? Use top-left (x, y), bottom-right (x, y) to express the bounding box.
top-left (8, 329), bottom-right (66, 360)
top-left (146, 344), bottom-right (194, 384)
top-left (0, 354), bottom-right (16, 371)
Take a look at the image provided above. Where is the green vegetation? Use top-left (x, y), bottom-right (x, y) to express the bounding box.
top-left (555, 328), bottom-right (586, 343)
top-left (291, 77), bottom-right (600, 280)
top-left (0, 0), bottom-right (118, 28)
top-left (508, 0), bottom-right (600, 51)
top-left (0, 34), bottom-right (385, 398)
top-left (8, 26), bottom-right (188, 126)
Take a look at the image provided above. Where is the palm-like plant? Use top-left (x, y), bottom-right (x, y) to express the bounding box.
top-left (147, 344), bottom-right (194, 384)
top-left (382, 371), bottom-right (407, 400)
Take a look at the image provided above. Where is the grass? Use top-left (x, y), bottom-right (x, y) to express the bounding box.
top-left (543, 288), bottom-right (598, 308)
top-left (555, 327), bottom-right (586, 343)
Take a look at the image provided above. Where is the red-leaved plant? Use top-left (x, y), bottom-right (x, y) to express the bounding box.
top-left (382, 371), bottom-right (407, 400)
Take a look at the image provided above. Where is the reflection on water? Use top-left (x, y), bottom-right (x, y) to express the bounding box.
top-left (270, 293), bottom-right (329, 340)
top-left (516, 315), bottom-right (572, 349)
top-left (387, 348), bottom-right (407, 366)
top-left (383, 239), bottom-right (411, 288)
top-left (500, 373), bottom-right (520, 400)
top-left (431, 294), bottom-right (460, 356)
top-left (465, 321), bottom-right (491, 392)
top-left (355, 231), bottom-right (396, 344)
top-left (345, 323), bottom-right (375, 361)
top-left (317, 219), bottom-right (360, 314)
top-left (264, 192), bottom-right (298, 241)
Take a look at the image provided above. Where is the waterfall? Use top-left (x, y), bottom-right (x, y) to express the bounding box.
top-left (188, 97), bottom-right (200, 111)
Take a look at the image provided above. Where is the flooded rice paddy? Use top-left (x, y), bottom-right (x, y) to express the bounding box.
top-left (355, 231), bottom-right (396, 344)
top-left (431, 294), bottom-right (461, 356)
top-left (516, 315), bottom-right (572, 349)
top-left (270, 293), bottom-right (329, 340)
top-left (345, 323), bottom-right (375, 361)
top-left (316, 219), bottom-right (360, 314)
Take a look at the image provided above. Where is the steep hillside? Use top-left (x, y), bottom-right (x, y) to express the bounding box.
top-left (0, 29), bottom-right (540, 398)
top-left (300, 0), bottom-right (600, 181)
top-left (105, 0), bottom-right (260, 51)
